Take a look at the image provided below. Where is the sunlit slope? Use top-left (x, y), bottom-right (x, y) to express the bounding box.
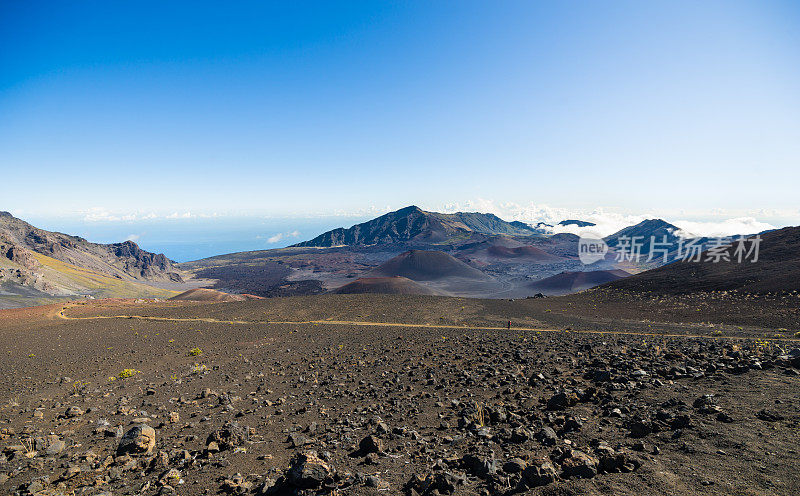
top-left (30, 252), bottom-right (179, 299)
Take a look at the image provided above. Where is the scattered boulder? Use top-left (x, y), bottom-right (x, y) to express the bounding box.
top-left (288, 432), bottom-right (311, 448)
top-left (358, 434), bottom-right (384, 455)
top-left (537, 426), bottom-right (558, 446)
top-left (503, 457), bottom-right (527, 474)
top-left (756, 409), bottom-right (784, 422)
top-left (405, 471), bottom-right (465, 495)
top-left (547, 391), bottom-right (579, 410)
top-left (521, 457), bottom-right (558, 488)
top-left (560, 449), bottom-right (599, 479)
top-left (627, 418), bottom-right (653, 438)
top-left (461, 453), bottom-right (498, 479)
top-left (596, 445), bottom-right (640, 473)
top-left (45, 439), bottom-right (66, 456)
top-left (64, 406), bottom-right (84, 418)
top-left (207, 422), bottom-right (251, 451)
top-left (285, 451), bottom-right (335, 489)
top-left (221, 473), bottom-right (252, 494)
top-left (117, 425), bottom-right (156, 456)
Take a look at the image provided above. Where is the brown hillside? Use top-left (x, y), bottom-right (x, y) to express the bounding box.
top-left (368, 250), bottom-right (491, 281)
top-left (334, 276), bottom-right (440, 295)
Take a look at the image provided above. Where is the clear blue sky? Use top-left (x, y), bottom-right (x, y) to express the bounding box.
top-left (2, 0), bottom-right (799, 221)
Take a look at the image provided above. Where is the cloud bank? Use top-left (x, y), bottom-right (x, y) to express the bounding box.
top-left (433, 200), bottom-right (780, 238)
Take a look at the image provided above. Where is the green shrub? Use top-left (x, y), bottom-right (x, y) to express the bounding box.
top-left (118, 369), bottom-right (139, 379)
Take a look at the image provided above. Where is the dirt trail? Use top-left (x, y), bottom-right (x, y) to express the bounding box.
top-left (55, 305), bottom-right (800, 342)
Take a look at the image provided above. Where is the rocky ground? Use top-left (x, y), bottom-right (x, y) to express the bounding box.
top-left (0, 294), bottom-right (798, 495)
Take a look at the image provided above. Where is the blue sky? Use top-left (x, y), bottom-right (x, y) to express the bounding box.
top-left (2, 1), bottom-right (800, 257)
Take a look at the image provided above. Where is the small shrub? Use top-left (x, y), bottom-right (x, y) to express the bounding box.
top-left (188, 347), bottom-right (203, 356)
top-left (118, 369), bottom-right (139, 379)
top-left (190, 363), bottom-right (208, 375)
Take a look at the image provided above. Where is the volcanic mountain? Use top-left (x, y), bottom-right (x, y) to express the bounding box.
top-left (334, 276), bottom-right (440, 295)
top-left (368, 250), bottom-right (491, 281)
top-left (181, 211), bottom-right (716, 301)
top-left (529, 269), bottom-right (631, 295)
top-left (604, 219), bottom-right (681, 252)
top-left (294, 206), bottom-right (541, 247)
top-left (0, 212), bottom-right (183, 283)
top-left (0, 212), bottom-right (186, 307)
top-left (458, 236), bottom-right (565, 263)
top-left (604, 226), bottom-right (800, 294)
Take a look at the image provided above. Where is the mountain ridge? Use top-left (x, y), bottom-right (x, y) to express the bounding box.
top-left (294, 206), bottom-right (541, 247)
top-left (0, 211), bottom-right (183, 283)
top-left (0, 211), bottom-right (187, 304)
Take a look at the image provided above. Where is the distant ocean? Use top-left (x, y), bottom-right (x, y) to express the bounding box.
top-left (25, 216), bottom-right (371, 263)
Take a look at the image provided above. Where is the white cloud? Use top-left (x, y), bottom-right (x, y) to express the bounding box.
top-left (82, 208), bottom-right (210, 222)
top-left (672, 217), bottom-right (775, 238)
top-left (264, 230), bottom-right (301, 244)
top-left (436, 200), bottom-right (648, 237)
top-left (83, 207), bottom-right (123, 222)
top-left (430, 199), bottom-right (781, 238)
top-left (83, 207), bottom-right (165, 222)
top-left (125, 234), bottom-right (140, 242)
top-left (165, 211), bottom-right (195, 219)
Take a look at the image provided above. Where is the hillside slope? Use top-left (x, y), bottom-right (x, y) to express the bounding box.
top-left (169, 288), bottom-right (264, 302)
top-left (529, 269), bottom-right (630, 295)
top-left (334, 276), bottom-right (441, 295)
top-left (0, 212), bottom-right (187, 306)
top-left (0, 212), bottom-right (183, 283)
top-left (368, 250), bottom-right (491, 281)
top-left (605, 226), bottom-right (800, 294)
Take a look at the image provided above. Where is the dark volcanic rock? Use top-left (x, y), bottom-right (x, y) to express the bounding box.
top-left (560, 449), bottom-right (599, 479)
top-left (405, 471), bottom-right (465, 495)
top-left (358, 434), bottom-right (384, 455)
top-left (117, 425), bottom-right (156, 456)
top-left (547, 391), bottom-right (579, 410)
top-left (520, 457), bottom-right (558, 488)
top-left (461, 453), bottom-right (498, 479)
top-left (207, 422), bottom-right (251, 451)
top-left (756, 409), bottom-right (784, 422)
top-left (286, 451), bottom-right (334, 489)
top-left (537, 426), bottom-right (558, 446)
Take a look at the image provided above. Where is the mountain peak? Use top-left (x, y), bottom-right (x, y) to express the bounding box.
top-left (397, 205), bottom-right (424, 214)
top-left (294, 206), bottom-right (541, 248)
top-left (604, 218), bottom-right (682, 252)
top-left (638, 218), bottom-right (678, 229)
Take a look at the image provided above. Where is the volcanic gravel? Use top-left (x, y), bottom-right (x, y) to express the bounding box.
top-left (0, 295), bottom-right (798, 495)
